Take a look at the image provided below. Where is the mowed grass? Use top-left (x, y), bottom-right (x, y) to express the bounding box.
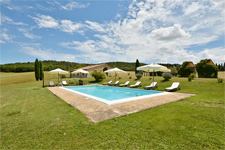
top-left (0, 72), bottom-right (224, 149)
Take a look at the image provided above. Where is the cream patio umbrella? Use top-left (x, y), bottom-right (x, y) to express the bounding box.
top-left (104, 68), bottom-right (127, 80)
top-left (49, 68), bottom-right (69, 85)
top-left (137, 64), bottom-right (171, 81)
top-left (72, 69), bottom-right (90, 78)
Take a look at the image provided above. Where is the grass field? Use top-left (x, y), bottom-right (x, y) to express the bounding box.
top-left (0, 72), bottom-right (224, 149)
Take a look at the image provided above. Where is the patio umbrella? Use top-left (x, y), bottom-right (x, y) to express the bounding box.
top-left (104, 68), bottom-right (127, 79)
top-left (72, 69), bottom-right (89, 74)
top-left (49, 68), bottom-right (69, 85)
top-left (137, 64), bottom-right (171, 81)
top-left (72, 69), bottom-right (90, 78)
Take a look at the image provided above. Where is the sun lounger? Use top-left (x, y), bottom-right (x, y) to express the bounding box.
top-left (144, 82), bottom-right (157, 89)
top-left (119, 81), bottom-right (130, 87)
top-left (62, 80), bottom-right (68, 86)
top-left (49, 81), bottom-right (55, 87)
top-left (165, 82), bottom-right (180, 92)
top-left (105, 80), bottom-right (112, 85)
top-left (112, 80), bottom-right (120, 86)
top-left (130, 81), bottom-right (141, 88)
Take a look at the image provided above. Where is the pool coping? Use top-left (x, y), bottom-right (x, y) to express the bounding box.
top-left (48, 86), bottom-right (195, 123)
top-left (60, 85), bottom-right (170, 105)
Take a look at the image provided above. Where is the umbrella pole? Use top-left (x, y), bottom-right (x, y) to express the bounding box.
top-left (153, 70), bottom-right (155, 82)
top-left (58, 72), bottom-right (59, 86)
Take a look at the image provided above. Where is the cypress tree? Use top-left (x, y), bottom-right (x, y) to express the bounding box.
top-left (135, 59), bottom-right (140, 74)
top-left (39, 61), bottom-right (44, 80)
top-left (34, 59), bottom-right (39, 81)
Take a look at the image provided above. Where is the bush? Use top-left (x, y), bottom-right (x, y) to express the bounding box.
top-left (178, 61), bottom-right (196, 77)
top-left (162, 72), bottom-right (172, 81)
top-left (68, 80), bottom-right (75, 84)
top-left (217, 78), bottom-right (223, 83)
top-left (61, 74), bottom-right (66, 78)
top-left (135, 72), bottom-right (142, 80)
top-left (187, 74), bottom-right (194, 82)
top-left (171, 67), bottom-right (178, 76)
top-left (78, 80), bottom-right (84, 85)
top-left (196, 59), bottom-right (218, 78)
top-left (188, 76), bottom-right (192, 82)
top-left (91, 71), bottom-right (105, 82)
top-left (188, 73), bottom-right (195, 82)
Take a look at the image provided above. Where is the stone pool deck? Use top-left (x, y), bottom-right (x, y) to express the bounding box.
top-left (48, 87), bottom-right (194, 123)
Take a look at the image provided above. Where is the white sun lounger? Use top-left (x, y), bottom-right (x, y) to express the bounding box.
top-left (144, 82), bottom-right (157, 89)
top-left (112, 80), bottom-right (120, 86)
top-left (130, 81), bottom-right (141, 88)
top-left (105, 80), bottom-right (113, 85)
top-left (119, 81), bottom-right (130, 87)
top-left (62, 80), bottom-right (68, 86)
top-left (165, 82), bottom-right (180, 92)
top-left (49, 81), bottom-right (55, 87)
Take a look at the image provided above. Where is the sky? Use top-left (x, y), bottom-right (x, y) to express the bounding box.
top-left (0, 0), bottom-right (224, 64)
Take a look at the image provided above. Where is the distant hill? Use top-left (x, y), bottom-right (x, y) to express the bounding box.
top-left (106, 62), bottom-right (146, 71)
top-left (0, 60), bottom-right (88, 72)
top-left (0, 60), bottom-right (145, 72)
top-left (0, 60), bottom-right (182, 72)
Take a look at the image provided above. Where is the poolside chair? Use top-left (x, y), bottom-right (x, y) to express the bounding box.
top-left (62, 80), bottom-right (68, 86)
top-left (130, 81), bottom-right (141, 88)
top-left (49, 81), bottom-right (55, 87)
top-left (107, 80), bottom-right (113, 85)
top-left (144, 82), bottom-right (158, 90)
top-left (165, 82), bottom-right (180, 92)
top-left (112, 80), bottom-right (120, 86)
top-left (103, 80), bottom-right (112, 85)
top-left (119, 81), bottom-right (130, 87)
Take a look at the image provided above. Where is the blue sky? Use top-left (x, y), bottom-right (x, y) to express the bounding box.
top-left (0, 0), bottom-right (224, 64)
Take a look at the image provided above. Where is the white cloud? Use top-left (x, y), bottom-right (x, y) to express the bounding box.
top-left (1, 14), bottom-right (27, 26)
top-left (58, 0), bottom-right (224, 63)
top-left (184, 2), bottom-right (201, 15)
top-left (32, 15), bottom-right (81, 33)
top-left (14, 0), bottom-right (224, 64)
top-left (0, 29), bottom-right (12, 44)
top-left (151, 24), bottom-right (190, 41)
top-left (62, 1), bottom-right (89, 10)
top-left (85, 21), bottom-right (106, 33)
top-left (18, 28), bottom-right (41, 39)
top-left (198, 47), bottom-right (225, 64)
top-left (23, 46), bottom-right (76, 61)
top-left (60, 20), bottom-right (80, 33)
top-left (33, 15), bottom-right (58, 28)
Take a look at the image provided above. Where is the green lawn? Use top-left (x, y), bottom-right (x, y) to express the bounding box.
top-left (1, 72), bottom-right (224, 149)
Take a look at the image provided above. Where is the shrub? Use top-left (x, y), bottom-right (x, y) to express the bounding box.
top-left (68, 80), bottom-right (75, 84)
top-left (162, 72), bottom-right (172, 81)
top-left (78, 80), bottom-right (84, 85)
top-left (196, 59), bottom-right (218, 78)
top-left (61, 74), bottom-right (66, 78)
top-left (91, 71), bottom-right (105, 82)
top-left (188, 76), bottom-right (192, 82)
top-left (135, 72), bottom-right (142, 80)
top-left (188, 73), bottom-right (195, 82)
top-left (171, 67), bottom-right (178, 76)
top-left (217, 78), bottom-right (223, 83)
top-left (178, 61), bottom-right (196, 77)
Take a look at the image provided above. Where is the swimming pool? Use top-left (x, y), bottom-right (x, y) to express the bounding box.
top-left (62, 85), bottom-right (166, 104)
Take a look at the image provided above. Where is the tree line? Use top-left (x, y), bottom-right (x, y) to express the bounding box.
top-left (0, 60), bottom-right (87, 72)
top-left (1, 59), bottom-right (224, 78)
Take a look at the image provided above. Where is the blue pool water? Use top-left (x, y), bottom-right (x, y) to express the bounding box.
top-left (64, 85), bottom-right (161, 102)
